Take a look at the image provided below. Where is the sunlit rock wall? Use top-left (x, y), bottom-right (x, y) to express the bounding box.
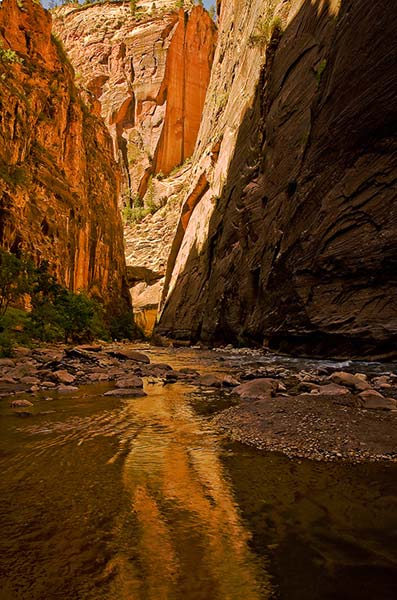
top-left (0, 0), bottom-right (129, 312)
top-left (53, 1), bottom-right (216, 204)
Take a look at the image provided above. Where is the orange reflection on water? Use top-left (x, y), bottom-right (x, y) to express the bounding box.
top-left (109, 383), bottom-right (270, 600)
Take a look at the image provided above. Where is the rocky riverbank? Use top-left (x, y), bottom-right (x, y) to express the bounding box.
top-left (1, 343), bottom-right (396, 463)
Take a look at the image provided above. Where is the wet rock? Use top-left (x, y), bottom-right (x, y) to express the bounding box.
top-left (0, 383), bottom-right (31, 395)
top-left (115, 376), bottom-right (144, 389)
top-left (234, 378), bottom-right (278, 400)
top-left (107, 350), bottom-right (150, 364)
top-left (151, 363), bottom-right (173, 371)
top-left (222, 375), bottom-right (240, 387)
top-left (57, 385), bottom-right (79, 393)
top-left (199, 374), bottom-right (224, 388)
top-left (165, 371), bottom-right (180, 383)
top-left (42, 381), bottom-right (56, 388)
top-left (76, 345), bottom-right (102, 352)
top-left (20, 376), bottom-right (41, 386)
top-left (179, 367), bottom-right (199, 375)
top-left (53, 370), bottom-right (76, 385)
top-left (329, 372), bottom-right (371, 392)
top-left (358, 390), bottom-right (397, 411)
top-left (65, 348), bottom-right (98, 362)
top-left (86, 372), bottom-right (111, 382)
top-left (10, 399), bottom-right (33, 408)
top-left (104, 388), bottom-right (147, 398)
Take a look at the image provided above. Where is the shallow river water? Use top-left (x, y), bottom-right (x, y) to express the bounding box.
top-left (0, 348), bottom-right (396, 599)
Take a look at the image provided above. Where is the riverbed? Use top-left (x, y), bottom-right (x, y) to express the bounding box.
top-left (0, 347), bottom-right (396, 599)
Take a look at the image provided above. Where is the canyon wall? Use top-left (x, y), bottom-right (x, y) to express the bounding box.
top-left (0, 0), bottom-right (129, 312)
top-left (53, 1), bottom-right (216, 205)
top-left (53, 0), bottom-right (216, 334)
top-left (158, 0), bottom-right (397, 357)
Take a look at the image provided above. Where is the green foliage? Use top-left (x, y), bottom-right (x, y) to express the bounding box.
top-left (0, 308), bottom-right (31, 357)
top-left (122, 205), bottom-right (150, 224)
top-left (29, 262), bottom-right (107, 343)
top-left (0, 41), bottom-right (23, 65)
top-left (0, 249), bottom-right (34, 317)
top-left (248, 3), bottom-right (283, 48)
top-left (0, 253), bottom-right (120, 349)
top-left (51, 33), bottom-right (69, 66)
top-left (130, 0), bottom-right (137, 15)
top-left (316, 59), bottom-right (327, 86)
top-left (108, 310), bottom-right (136, 341)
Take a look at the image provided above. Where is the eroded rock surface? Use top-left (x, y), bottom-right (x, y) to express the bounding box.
top-left (53, 1), bottom-right (216, 202)
top-left (0, 0), bottom-right (128, 312)
top-left (53, 1), bottom-right (216, 331)
top-left (158, 0), bottom-right (397, 358)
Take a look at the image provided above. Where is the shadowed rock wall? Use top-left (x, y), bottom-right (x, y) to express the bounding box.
top-left (0, 0), bottom-right (129, 312)
top-left (157, 0), bottom-right (397, 358)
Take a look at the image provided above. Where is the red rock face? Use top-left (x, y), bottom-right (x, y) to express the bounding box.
top-left (53, 3), bottom-right (216, 200)
top-left (157, 0), bottom-right (397, 358)
top-left (154, 7), bottom-right (216, 175)
top-left (0, 0), bottom-right (129, 312)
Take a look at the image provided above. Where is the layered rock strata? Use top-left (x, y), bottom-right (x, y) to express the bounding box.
top-left (158, 0), bottom-right (397, 358)
top-left (0, 0), bottom-right (129, 312)
top-left (53, 1), bottom-right (216, 205)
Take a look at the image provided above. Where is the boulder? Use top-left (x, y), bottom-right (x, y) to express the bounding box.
top-left (115, 376), bottom-right (144, 389)
top-left (329, 372), bottom-right (371, 392)
top-left (57, 385), bottom-right (79, 393)
top-left (221, 375), bottom-right (240, 387)
top-left (199, 374), bottom-right (224, 387)
top-left (234, 378), bottom-right (278, 400)
top-left (53, 370), bottom-right (76, 385)
top-left (313, 383), bottom-right (351, 397)
top-left (358, 390), bottom-right (397, 411)
top-left (107, 350), bottom-right (150, 364)
top-left (10, 399), bottom-right (33, 408)
top-left (20, 376), bottom-right (41, 385)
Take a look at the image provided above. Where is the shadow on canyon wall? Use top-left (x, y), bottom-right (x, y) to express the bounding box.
top-left (157, 0), bottom-right (397, 359)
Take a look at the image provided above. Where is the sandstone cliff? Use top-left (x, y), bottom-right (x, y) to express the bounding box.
top-left (158, 0), bottom-right (397, 357)
top-left (0, 0), bottom-right (129, 313)
top-left (53, 1), bottom-right (216, 205)
top-left (53, 0), bottom-right (216, 334)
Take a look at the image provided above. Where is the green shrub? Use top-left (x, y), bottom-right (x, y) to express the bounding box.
top-left (316, 59), bottom-right (327, 86)
top-left (0, 249), bottom-right (34, 316)
top-left (108, 311), bottom-right (136, 341)
top-left (0, 41), bottom-right (23, 65)
top-left (248, 3), bottom-right (283, 48)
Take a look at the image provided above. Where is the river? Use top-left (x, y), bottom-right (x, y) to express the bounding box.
top-left (0, 348), bottom-right (396, 599)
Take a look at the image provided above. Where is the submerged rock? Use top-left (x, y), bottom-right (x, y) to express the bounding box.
top-left (10, 399), bottom-right (33, 408)
top-left (104, 388), bottom-right (147, 398)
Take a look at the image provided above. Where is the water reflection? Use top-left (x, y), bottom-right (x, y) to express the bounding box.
top-left (109, 383), bottom-right (269, 600)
